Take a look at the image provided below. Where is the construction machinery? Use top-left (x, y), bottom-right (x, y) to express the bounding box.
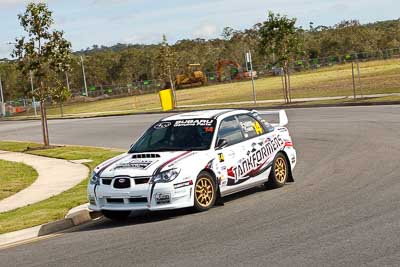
top-left (175, 63), bottom-right (207, 89)
top-left (216, 60), bottom-right (257, 82)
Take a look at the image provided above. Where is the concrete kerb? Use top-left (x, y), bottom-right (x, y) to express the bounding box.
top-left (0, 203), bottom-right (101, 248)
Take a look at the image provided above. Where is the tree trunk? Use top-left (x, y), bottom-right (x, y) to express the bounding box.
top-left (40, 100), bottom-right (47, 146)
top-left (280, 68), bottom-right (287, 103)
top-left (43, 101), bottom-right (50, 146)
top-left (287, 65), bottom-right (292, 103)
top-left (283, 67), bottom-right (289, 104)
top-left (284, 73), bottom-right (289, 104)
top-left (39, 99), bottom-right (49, 147)
top-left (283, 61), bottom-right (292, 103)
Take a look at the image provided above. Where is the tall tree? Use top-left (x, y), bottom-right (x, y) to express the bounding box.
top-left (258, 11), bottom-right (303, 103)
top-left (156, 35), bottom-right (177, 106)
top-left (12, 2), bottom-right (72, 146)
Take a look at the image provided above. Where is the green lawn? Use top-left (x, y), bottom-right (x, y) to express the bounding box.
top-left (0, 141), bottom-right (123, 234)
top-left (0, 160), bottom-right (38, 201)
top-left (176, 59), bottom-right (400, 105)
top-left (13, 58), bottom-right (400, 118)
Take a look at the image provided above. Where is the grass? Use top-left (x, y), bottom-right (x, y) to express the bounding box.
top-left (175, 59), bottom-right (400, 105)
top-left (0, 160), bottom-right (38, 201)
top-left (0, 141), bottom-right (43, 152)
top-left (5, 58), bottom-right (400, 120)
top-left (0, 141), bottom-right (122, 234)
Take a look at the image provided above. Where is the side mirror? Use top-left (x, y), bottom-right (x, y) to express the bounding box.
top-left (215, 138), bottom-right (228, 150)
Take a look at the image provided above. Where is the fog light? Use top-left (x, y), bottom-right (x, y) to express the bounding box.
top-left (88, 195), bottom-right (96, 205)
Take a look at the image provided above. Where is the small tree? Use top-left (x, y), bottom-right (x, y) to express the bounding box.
top-left (12, 2), bottom-right (72, 146)
top-left (49, 32), bottom-right (72, 116)
top-left (50, 76), bottom-right (71, 117)
top-left (259, 11), bottom-right (302, 103)
top-left (156, 35), bottom-right (177, 107)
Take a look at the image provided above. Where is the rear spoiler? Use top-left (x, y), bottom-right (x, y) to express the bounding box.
top-left (252, 110), bottom-right (288, 127)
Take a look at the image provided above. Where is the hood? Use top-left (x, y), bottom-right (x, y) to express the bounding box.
top-left (96, 151), bottom-right (195, 178)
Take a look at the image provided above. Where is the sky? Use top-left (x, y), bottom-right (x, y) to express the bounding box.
top-left (0, 0), bottom-right (399, 58)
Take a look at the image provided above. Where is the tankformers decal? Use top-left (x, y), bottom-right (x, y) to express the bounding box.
top-left (227, 135), bottom-right (285, 185)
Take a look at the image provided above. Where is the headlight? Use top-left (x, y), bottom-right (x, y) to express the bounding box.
top-left (90, 172), bottom-right (100, 185)
top-left (151, 168), bottom-right (180, 183)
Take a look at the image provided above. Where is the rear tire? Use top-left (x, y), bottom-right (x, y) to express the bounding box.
top-left (102, 210), bottom-right (131, 221)
top-left (193, 171), bottom-right (216, 212)
top-left (265, 152), bottom-right (289, 189)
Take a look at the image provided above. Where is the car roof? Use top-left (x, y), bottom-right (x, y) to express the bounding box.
top-left (161, 109), bottom-right (250, 121)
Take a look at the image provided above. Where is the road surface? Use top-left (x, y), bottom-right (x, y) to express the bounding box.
top-left (1, 105), bottom-right (400, 266)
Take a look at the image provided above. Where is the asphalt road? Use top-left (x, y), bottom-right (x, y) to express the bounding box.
top-left (1, 105), bottom-right (400, 266)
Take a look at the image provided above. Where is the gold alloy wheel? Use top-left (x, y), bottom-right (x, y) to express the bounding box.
top-left (274, 157), bottom-right (287, 183)
top-left (195, 177), bottom-right (214, 207)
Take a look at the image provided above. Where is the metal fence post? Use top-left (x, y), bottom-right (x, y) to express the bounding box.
top-left (351, 62), bottom-right (356, 100)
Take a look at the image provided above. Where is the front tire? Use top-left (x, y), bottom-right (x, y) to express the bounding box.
top-left (193, 171), bottom-right (216, 212)
top-left (102, 210), bottom-right (131, 221)
top-left (266, 152), bottom-right (289, 189)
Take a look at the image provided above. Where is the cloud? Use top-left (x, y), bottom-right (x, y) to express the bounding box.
top-left (122, 32), bottom-right (162, 44)
top-left (0, 44), bottom-right (13, 59)
top-left (192, 23), bottom-right (218, 39)
top-left (0, 0), bottom-right (47, 7)
top-left (0, 0), bottom-right (25, 4)
top-left (91, 0), bottom-right (145, 6)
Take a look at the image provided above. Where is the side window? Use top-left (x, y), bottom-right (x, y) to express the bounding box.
top-left (237, 115), bottom-right (266, 139)
top-left (217, 116), bottom-right (244, 146)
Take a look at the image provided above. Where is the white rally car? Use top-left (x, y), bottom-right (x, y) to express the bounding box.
top-left (88, 109), bottom-right (296, 220)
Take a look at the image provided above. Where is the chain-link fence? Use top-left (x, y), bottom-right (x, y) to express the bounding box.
top-left (2, 47), bottom-right (400, 117)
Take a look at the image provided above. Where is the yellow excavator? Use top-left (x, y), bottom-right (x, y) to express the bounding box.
top-left (175, 63), bottom-right (207, 89)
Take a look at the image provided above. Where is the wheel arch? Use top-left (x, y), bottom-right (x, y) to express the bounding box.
top-left (199, 168), bottom-right (218, 184)
top-left (278, 150), bottom-right (294, 183)
top-left (198, 168), bottom-right (221, 196)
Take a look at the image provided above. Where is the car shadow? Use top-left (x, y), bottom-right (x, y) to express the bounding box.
top-left (68, 184), bottom-right (280, 233)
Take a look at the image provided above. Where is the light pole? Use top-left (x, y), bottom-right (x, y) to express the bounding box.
top-left (0, 73), bottom-right (5, 117)
top-left (30, 71), bottom-right (37, 116)
top-left (0, 59), bottom-right (6, 117)
top-left (246, 51), bottom-right (256, 104)
top-left (80, 56), bottom-right (88, 97)
top-left (6, 42), bottom-right (39, 116)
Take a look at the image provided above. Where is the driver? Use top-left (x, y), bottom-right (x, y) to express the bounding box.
top-left (171, 126), bottom-right (201, 148)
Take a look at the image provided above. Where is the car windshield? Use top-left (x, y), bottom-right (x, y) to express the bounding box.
top-left (130, 119), bottom-right (216, 153)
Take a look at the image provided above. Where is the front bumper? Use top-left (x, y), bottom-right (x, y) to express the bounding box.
top-left (284, 146), bottom-right (297, 170)
top-left (87, 181), bottom-right (194, 212)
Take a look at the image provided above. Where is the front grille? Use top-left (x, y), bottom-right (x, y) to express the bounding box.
top-left (102, 178), bottom-right (112, 185)
top-left (114, 177), bottom-right (131, 189)
top-left (129, 197), bottom-right (147, 203)
top-left (134, 177), bottom-right (150, 184)
top-left (107, 198), bottom-right (124, 203)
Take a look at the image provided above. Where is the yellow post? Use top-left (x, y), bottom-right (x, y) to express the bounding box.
top-left (159, 89), bottom-right (174, 111)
